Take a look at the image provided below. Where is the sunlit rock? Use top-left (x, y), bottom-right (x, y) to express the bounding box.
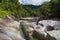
top-left (0, 16), bottom-right (25, 40)
top-left (32, 20), bottom-right (60, 40)
top-left (38, 20), bottom-right (60, 30)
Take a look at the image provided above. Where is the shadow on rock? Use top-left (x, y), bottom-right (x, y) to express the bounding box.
top-left (32, 31), bottom-right (57, 40)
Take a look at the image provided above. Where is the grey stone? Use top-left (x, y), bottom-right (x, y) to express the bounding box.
top-left (32, 20), bottom-right (60, 40)
top-left (0, 16), bottom-right (25, 40)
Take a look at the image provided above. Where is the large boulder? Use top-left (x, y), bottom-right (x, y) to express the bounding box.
top-left (32, 30), bottom-right (57, 40)
top-left (32, 25), bottom-right (58, 40)
top-left (47, 30), bottom-right (60, 40)
top-left (38, 20), bottom-right (60, 30)
top-left (32, 20), bottom-right (60, 40)
top-left (0, 16), bottom-right (25, 40)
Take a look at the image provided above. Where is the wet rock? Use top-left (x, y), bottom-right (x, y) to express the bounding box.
top-left (26, 27), bottom-right (34, 36)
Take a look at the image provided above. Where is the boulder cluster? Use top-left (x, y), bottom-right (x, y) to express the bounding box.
top-left (25, 20), bottom-right (60, 40)
top-left (0, 16), bottom-right (60, 40)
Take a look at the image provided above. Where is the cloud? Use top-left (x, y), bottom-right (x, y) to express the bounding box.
top-left (19, 0), bottom-right (50, 5)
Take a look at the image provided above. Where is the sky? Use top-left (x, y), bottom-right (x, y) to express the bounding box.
top-left (19, 0), bottom-right (51, 6)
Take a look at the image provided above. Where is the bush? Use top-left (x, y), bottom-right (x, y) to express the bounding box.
top-left (0, 9), bottom-right (11, 18)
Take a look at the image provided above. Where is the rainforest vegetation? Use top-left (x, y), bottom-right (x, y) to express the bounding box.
top-left (0, 0), bottom-right (60, 19)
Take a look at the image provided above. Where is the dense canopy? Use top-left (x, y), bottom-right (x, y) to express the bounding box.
top-left (0, 0), bottom-right (60, 19)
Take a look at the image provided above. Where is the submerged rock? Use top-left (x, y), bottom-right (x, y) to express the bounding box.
top-left (0, 16), bottom-right (25, 40)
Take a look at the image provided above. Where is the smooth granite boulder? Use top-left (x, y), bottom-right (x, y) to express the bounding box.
top-left (0, 15), bottom-right (25, 40)
top-left (32, 20), bottom-right (60, 40)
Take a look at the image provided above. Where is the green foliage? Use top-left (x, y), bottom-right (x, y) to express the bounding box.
top-left (0, 9), bottom-right (9, 18)
top-left (50, 0), bottom-right (60, 18)
top-left (0, 0), bottom-right (60, 19)
top-left (39, 2), bottom-right (52, 19)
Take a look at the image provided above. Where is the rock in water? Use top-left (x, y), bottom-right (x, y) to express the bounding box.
top-left (0, 16), bottom-right (25, 40)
